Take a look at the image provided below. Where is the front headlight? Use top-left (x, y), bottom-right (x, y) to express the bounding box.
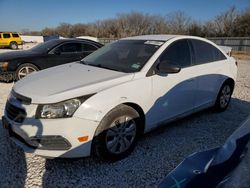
top-left (36, 94), bottom-right (94, 119)
top-left (0, 62), bottom-right (9, 71)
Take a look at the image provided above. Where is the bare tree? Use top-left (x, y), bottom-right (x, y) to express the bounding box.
top-left (55, 23), bottom-right (73, 37)
top-left (31, 8), bottom-right (250, 39)
top-left (41, 27), bottom-right (57, 36)
top-left (150, 15), bottom-right (169, 34)
top-left (71, 23), bottom-right (87, 37)
top-left (213, 6), bottom-right (238, 37)
top-left (188, 21), bottom-right (203, 36)
top-left (233, 8), bottom-right (250, 37)
top-left (166, 11), bottom-right (191, 34)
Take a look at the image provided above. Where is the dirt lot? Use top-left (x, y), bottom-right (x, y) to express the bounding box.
top-left (0, 60), bottom-right (250, 188)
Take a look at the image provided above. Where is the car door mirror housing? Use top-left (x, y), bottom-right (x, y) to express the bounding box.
top-left (157, 61), bottom-right (181, 74)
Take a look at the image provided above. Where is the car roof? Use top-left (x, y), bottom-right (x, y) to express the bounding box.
top-left (122, 35), bottom-right (182, 41)
top-left (0, 32), bottom-right (19, 34)
top-left (49, 38), bottom-right (103, 46)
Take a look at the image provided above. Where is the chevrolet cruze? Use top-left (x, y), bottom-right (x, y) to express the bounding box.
top-left (2, 35), bottom-right (238, 161)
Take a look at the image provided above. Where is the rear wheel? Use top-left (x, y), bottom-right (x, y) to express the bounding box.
top-left (214, 81), bottom-right (233, 112)
top-left (94, 104), bottom-right (140, 161)
top-left (10, 42), bottom-right (18, 50)
top-left (15, 63), bottom-right (39, 80)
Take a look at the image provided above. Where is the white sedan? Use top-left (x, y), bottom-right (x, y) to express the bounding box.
top-left (2, 35), bottom-right (238, 161)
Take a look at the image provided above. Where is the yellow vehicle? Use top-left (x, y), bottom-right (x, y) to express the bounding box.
top-left (0, 32), bottom-right (22, 50)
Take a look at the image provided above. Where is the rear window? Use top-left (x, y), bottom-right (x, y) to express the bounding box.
top-left (12, 33), bottom-right (19, 38)
top-left (191, 39), bottom-right (226, 64)
top-left (3, 34), bottom-right (11, 38)
top-left (83, 44), bottom-right (97, 52)
top-left (59, 43), bottom-right (82, 53)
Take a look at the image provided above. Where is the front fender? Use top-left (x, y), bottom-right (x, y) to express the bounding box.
top-left (73, 76), bottom-right (152, 122)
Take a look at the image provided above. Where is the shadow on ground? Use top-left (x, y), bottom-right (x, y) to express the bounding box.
top-left (0, 120), bottom-right (27, 187)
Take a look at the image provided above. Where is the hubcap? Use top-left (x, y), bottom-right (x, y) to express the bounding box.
top-left (220, 85), bottom-right (231, 108)
top-left (11, 43), bottom-right (17, 49)
top-left (106, 116), bottom-right (136, 154)
top-left (18, 66), bottom-right (37, 79)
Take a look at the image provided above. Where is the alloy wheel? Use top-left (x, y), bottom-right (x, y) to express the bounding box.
top-left (219, 85), bottom-right (231, 109)
top-left (18, 66), bottom-right (37, 79)
top-left (105, 116), bottom-right (137, 154)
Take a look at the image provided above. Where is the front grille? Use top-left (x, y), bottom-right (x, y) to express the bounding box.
top-left (5, 101), bottom-right (27, 123)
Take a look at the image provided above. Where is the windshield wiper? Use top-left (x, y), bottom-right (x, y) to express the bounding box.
top-left (84, 63), bottom-right (119, 72)
top-left (95, 64), bottom-right (119, 72)
top-left (80, 62), bottom-right (123, 72)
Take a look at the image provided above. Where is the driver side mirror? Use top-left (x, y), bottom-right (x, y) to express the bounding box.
top-left (157, 61), bottom-right (181, 74)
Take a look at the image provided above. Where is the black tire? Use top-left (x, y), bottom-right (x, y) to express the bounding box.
top-left (10, 42), bottom-right (18, 50)
top-left (15, 63), bottom-right (39, 80)
top-left (93, 104), bottom-right (141, 161)
top-left (214, 81), bottom-right (233, 112)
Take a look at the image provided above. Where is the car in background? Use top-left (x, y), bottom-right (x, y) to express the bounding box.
top-left (0, 32), bottom-right (22, 50)
top-left (0, 39), bottom-right (103, 81)
top-left (2, 35), bottom-right (237, 161)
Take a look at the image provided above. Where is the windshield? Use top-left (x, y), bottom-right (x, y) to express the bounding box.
top-left (82, 40), bottom-right (164, 73)
top-left (30, 40), bottom-right (61, 52)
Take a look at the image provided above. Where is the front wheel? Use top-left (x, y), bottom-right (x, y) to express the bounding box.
top-left (15, 63), bottom-right (39, 80)
top-left (93, 104), bottom-right (140, 161)
top-left (214, 81), bottom-right (233, 112)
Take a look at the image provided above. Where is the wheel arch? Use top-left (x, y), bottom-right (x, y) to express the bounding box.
top-left (93, 102), bottom-right (146, 137)
top-left (224, 77), bottom-right (235, 91)
top-left (91, 102), bottom-right (145, 159)
top-left (16, 62), bottom-right (41, 70)
top-left (122, 102), bottom-right (146, 135)
top-left (9, 41), bottom-right (17, 45)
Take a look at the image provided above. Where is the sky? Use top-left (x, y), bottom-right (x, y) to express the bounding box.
top-left (0, 0), bottom-right (249, 32)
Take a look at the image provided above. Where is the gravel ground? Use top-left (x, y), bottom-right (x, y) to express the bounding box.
top-left (0, 60), bottom-right (250, 188)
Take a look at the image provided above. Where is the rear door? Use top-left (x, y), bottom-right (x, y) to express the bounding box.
top-left (81, 43), bottom-right (99, 58)
top-left (189, 39), bottom-right (228, 108)
top-left (147, 39), bottom-right (196, 127)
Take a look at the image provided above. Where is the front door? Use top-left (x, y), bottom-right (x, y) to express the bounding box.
top-left (147, 39), bottom-right (196, 127)
top-left (46, 42), bottom-right (83, 68)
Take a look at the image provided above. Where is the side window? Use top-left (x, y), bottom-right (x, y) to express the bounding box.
top-left (3, 33), bottom-right (11, 38)
top-left (0, 34), bottom-right (2, 38)
top-left (12, 33), bottom-right (19, 38)
top-left (59, 43), bottom-right (81, 53)
top-left (211, 46), bottom-right (227, 61)
top-left (191, 39), bottom-right (226, 65)
top-left (82, 44), bottom-right (97, 52)
top-left (159, 40), bottom-right (191, 68)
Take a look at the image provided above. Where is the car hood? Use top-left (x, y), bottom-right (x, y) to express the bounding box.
top-left (0, 50), bottom-right (40, 61)
top-left (13, 62), bottom-right (134, 104)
